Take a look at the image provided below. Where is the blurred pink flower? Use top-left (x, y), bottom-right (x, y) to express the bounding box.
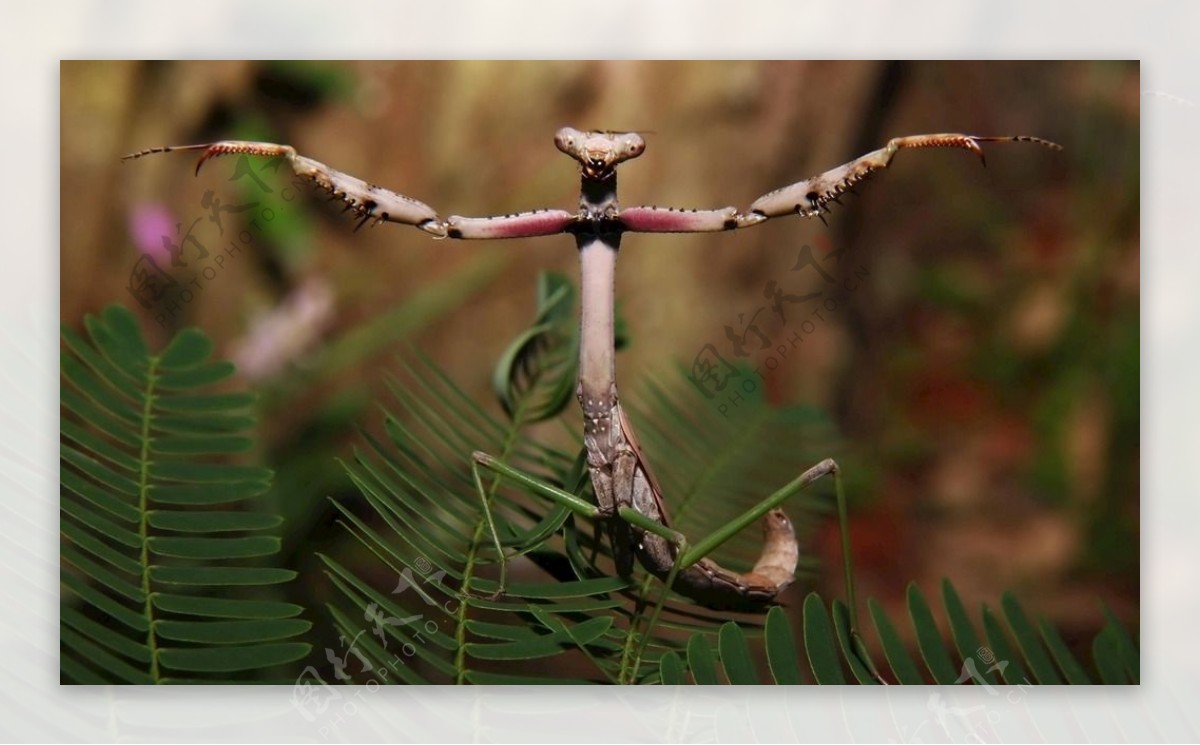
top-left (233, 279), bottom-right (336, 382)
top-left (128, 203), bottom-right (176, 262)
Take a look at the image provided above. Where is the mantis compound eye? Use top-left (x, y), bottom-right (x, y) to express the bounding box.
top-left (554, 127), bottom-right (582, 157)
top-left (620, 134), bottom-right (645, 160)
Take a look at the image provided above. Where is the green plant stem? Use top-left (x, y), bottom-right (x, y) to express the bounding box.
top-left (137, 354), bottom-right (161, 683)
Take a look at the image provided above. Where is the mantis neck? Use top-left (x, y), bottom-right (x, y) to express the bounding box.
top-left (576, 170), bottom-right (624, 456)
top-left (578, 236), bottom-right (617, 404)
top-left (580, 170), bottom-right (617, 217)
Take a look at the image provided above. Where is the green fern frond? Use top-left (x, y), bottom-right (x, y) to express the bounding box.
top-left (664, 581), bottom-right (1138, 685)
top-left (60, 305), bottom-right (310, 683)
top-left (324, 274), bottom-right (626, 684)
top-left (492, 272), bottom-right (579, 423)
top-left (324, 272), bottom-right (1136, 686)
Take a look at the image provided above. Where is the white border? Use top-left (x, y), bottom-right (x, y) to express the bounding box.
top-left (7, 0), bottom-right (1192, 741)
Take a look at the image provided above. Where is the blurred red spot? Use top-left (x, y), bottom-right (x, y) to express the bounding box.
top-left (910, 372), bottom-right (987, 429)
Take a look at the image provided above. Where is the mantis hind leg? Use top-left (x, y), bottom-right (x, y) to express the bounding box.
top-left (687, 459), bottom-right (869, 658)
top-left (677, 458), bottom-right (857, 620)
top-left (613, 506), bottom-right (692, 683)
top-left (621, 458), bottom-right (874, 681)
top-left (706, 458), bottom-right (880, 681)
top-left (470, 451), bottom-right (602, 599)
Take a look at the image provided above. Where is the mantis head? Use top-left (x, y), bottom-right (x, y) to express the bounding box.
top-left (555, 127), bottom-right (645, 179)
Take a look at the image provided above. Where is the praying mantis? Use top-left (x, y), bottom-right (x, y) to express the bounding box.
top-left (124, 128), bottom-right (1061, 627)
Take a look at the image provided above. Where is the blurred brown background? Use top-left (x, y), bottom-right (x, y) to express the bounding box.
top-left (61, 61), bottom-right (1139, 662)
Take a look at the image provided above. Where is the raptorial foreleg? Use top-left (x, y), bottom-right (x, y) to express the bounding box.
top-left (747, 134), bottom-right (1061, 221)
top-left (122, 141), bottom-right (447, 235)
top-left (617, 133), bottom-right (1061, 233)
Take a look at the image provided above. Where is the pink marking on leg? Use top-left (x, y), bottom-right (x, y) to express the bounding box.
top-left (619, 206), bottom-right (738, 233)
top-left (446, 210), bottom-right (576, 240)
